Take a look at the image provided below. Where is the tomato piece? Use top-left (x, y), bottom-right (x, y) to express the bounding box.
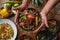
top-left (27, 14), bottom-right (35, 19)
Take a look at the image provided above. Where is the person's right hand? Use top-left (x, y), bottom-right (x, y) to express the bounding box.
top-left (12, 4), bottom-right (25, 25)
top-left (12, 10), bottom-right (19, 25)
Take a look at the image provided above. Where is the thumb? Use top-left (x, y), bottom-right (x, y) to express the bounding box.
top-left (45, 18), bottom-right (49, 28)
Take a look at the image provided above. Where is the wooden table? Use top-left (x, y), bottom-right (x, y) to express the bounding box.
top-left (0, 1), bottom-right (60, 40)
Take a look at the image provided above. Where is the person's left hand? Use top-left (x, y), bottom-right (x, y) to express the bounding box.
top-left (34, 13), bottom-right (49, 33)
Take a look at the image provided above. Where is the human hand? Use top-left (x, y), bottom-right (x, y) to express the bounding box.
top-left (41, 13), bottom-right (49, 27)
top-left (12, 5), bottom-right (25, 25)
top-left (12, 4), bottom-right (25, 10)
top-left (13, 10), bottom-right (19, 25)
top-left (34, 13), bottom-right (49, 33)
top-left (12, 3), bottom-right (25, 14)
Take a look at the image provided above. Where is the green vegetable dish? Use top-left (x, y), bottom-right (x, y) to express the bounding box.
top-left (36, 32), bottom-right (47, 40)
top-left (0, 23), bottom-right (14, 40)
top-left (1, 1), bottom-right (22, 8)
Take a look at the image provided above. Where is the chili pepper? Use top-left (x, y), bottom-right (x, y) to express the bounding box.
top-left (36, 16), bottom-right (38, 26)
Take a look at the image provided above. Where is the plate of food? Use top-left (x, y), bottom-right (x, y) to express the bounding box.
top-left (0, 1), bottom-right (22, 18)
top-left (0, 19), bottom-right (17, 40)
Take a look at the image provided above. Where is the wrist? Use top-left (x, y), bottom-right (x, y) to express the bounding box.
top-left (40, 13), bottom-right (47, 19)
top-left (40, 13), bottom-right (46, 16)
top-left (20, 3), bottom-right (26, 8)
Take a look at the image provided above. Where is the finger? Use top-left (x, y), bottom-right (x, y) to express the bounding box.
top-left (14, 20), bottom-right (18, 25)
top-left (14, 15), bottom-right (17, 23)
top-left (12, 7), bottom-right (15, 10)
top-left (14, 19), bottom-right (16, 22)
top-left (12, 10), bottom-right (16, 14)
top-left (12, 7), bottom-right (17, 10)
top-left (13, 10), bottom-right (18, 23)
top-left (33, 22), bottom-right (44, 33)
top-left (11, 7), bottom-right (17, 14)
top-left (16, 10), bottom-right (19, 13)
top-left (45, 18), bottom-right (49, 28)
top-left (16, 22), bottom-right (18, 26)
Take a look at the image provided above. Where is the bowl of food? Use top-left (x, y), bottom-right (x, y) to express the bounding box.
top-left (36, 30), bottom-right (57, 40)
top-left (47, 19), bottom-right (57, 32)
top-left (19, 8), bottom-right (42, 31)
top-left (0, 1), bottom-right (22, 18)
top-left (0, 19), bottom-right (17, 40)
top-left (36, 31), bottom-right (47, 40)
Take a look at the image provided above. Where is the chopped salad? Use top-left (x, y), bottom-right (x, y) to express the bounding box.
top-left (0, 23), bottom-right (14, 40)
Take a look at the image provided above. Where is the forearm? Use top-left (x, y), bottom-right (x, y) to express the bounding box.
top-left (40, 0), bottom-right (59, 15)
